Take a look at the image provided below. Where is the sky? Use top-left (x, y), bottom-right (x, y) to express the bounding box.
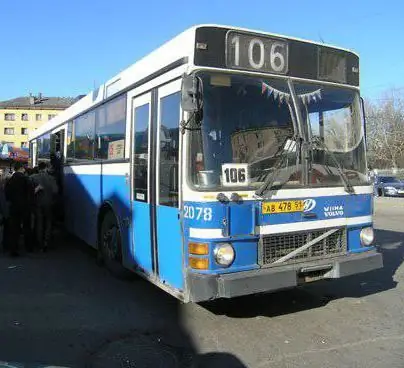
top-left (0, 0), bottom-right (403, 102)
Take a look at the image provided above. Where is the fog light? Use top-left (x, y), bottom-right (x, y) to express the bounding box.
top-left (189, 257), bottom-right (209, 270)
top-left (360, 227), bottom-right (374, 246)
top-left (213, 243), bottom-right (235, 267)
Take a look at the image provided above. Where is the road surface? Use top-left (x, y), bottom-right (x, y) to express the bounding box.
top-left (0, 197), bottom-right (402, 367)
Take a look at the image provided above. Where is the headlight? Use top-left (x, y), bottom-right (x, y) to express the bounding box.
top-left (360, 227), bottom-right (374, 247)
top-left (213, 243), bottom-right (235, 267)
top-left (385, 186), bottom-right (397, 192)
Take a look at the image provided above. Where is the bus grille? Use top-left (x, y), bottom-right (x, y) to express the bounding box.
top-left (260, 228), bottom-right (347, 266)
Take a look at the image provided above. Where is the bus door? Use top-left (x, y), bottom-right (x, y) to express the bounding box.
top-left (155, 80), bottom-right (183, 290)
top-left (131, 80), bottom-right (183, 290)
top-left (132, 92), bottom-right (154, 275)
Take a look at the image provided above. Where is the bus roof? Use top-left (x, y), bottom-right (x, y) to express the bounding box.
top-left (29, 24), bottom-right (358, 141)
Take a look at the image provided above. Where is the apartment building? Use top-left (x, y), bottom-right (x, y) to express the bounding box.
top-left (0, 93), bottom-right (77, 148)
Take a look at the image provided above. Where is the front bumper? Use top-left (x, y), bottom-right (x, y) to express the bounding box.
top-left (186, 251), bottom-right (383, 302)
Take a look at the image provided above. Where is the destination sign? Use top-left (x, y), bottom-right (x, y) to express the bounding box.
top-left (194, 27), bottom-right (359, 86)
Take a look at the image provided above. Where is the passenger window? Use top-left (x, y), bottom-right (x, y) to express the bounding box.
top-left (134, 103), bottom-right (149, 202)
top-left (95, 95), bottom-right (126, 160)
top-left (75, 111), bottom-right (95, 160)
top-left (37, 133), bottom-right (51, 160)
top-left (66, 121), bottom-right (74, 161)
top-left (159, 92), bottom-right (180, 207)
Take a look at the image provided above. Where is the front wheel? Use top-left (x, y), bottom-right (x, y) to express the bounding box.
top-left (98, 211), bottom-right (132, 279)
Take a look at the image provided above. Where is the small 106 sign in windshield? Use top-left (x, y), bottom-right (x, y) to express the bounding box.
top-left (226, 31), bottom-right (288, 74)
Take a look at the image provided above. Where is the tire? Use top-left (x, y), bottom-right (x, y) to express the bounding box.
top-left (378, 189), bottom-right (383, 197)
top-left (98, 211), bottom-right (132, 280)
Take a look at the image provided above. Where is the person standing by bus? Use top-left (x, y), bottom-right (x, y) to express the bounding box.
top-left (31, 162), bottom-right (58, 252)
top-left (4, 162), bottom-right (33, 256)
top-left (0, 171), bottom-right (9, 252)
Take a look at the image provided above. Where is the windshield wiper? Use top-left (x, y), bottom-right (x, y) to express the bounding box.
top-left (311, 136), bottom-right (355, 194)
top-left (255, 136), bottom-right (296, 198)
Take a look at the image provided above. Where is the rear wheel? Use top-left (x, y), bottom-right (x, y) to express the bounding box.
top-left (378, 189), bottom-right (384, 197)
top-left (98, 211), bottom-right (132, 279)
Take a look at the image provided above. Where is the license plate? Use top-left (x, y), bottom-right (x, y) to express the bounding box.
top-left (262, 200), bottom-right (304, 214)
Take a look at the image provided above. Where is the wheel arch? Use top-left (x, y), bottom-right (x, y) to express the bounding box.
top-left (97, 201), bottom-right (121, 249)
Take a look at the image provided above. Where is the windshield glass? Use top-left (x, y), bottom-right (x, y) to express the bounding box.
top-left (297, 82), bottom-right (368, 187)
top-left (188, 73), bottom-right (367, 191)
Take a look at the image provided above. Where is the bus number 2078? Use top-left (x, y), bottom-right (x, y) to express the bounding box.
top-left (184, 206), bottom-right (213, 221)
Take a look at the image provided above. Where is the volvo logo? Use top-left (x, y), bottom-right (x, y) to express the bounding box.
top-left (303, 198), bottom-right (316, 212)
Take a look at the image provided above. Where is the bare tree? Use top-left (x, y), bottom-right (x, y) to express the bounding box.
top-left (365, 89), bottom-right (404, 169)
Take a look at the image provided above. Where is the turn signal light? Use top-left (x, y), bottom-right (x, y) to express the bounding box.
top-left (189, 242), bottom-right (209, 255)
top-left (189, 257), bottom-right (209, 270)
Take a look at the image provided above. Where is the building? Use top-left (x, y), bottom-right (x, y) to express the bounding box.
top-left (0, 93), bottom-right (77, 148)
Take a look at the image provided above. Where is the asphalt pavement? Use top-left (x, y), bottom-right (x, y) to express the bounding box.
top-left (0, 198), bottom-right (403, 368)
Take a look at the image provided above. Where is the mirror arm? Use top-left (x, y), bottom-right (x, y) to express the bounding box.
top-left (360, 96), bottom-right (367, 143)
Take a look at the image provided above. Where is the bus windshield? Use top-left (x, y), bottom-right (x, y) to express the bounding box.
top-left (188, 73), bottom-right (367, 190)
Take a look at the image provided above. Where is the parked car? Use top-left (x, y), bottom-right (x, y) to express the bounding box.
top-left (374, 176), bottom-right (404, 197)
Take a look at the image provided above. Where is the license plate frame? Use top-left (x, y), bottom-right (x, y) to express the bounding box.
top-left (262, 200), bottom-right (304, 214)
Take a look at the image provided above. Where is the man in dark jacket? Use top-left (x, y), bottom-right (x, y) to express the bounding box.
top-left (31, 162), bottom-right (58, 251)
top-left (4, 162), bottom-right (33, 256)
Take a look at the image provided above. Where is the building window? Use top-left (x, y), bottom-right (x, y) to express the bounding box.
top-left (21, 128), bottom-right (28, 135)
top-left (36, 114), bottom-right (42, 121)
top-left (48, 114), bottom-right (56, 120)
top-left (4, 113), bottom-right (15, 121)
top-left (21, 142), bottom-right (28, 148)
top-left (21, 113), bottom-right (29, 121)
top-left (4, 128), bottom-right (15, 135)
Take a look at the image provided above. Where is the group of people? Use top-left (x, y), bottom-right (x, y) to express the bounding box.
top-left (0, 160), bottom-right (59, 257)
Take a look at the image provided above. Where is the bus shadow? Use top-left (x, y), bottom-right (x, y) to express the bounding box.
top-left (0, 174), bottom-right (247, 367)
top-left (202, 228), bottom-right (403, 318)
top-left (63, 186), bottom-right (248, 368)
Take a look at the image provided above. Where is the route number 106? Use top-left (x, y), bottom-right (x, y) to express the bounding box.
top-left (227, 32), bottom-right (288, 74)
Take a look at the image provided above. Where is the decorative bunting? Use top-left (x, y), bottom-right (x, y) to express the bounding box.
top-left (261, 82), bottom-right (322, 105)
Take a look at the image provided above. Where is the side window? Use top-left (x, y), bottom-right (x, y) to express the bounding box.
top-left (159, 92), bottom-right (180, 207)
top-left (29, 141), bottom-right (37, 166)
top-left (75, 111), bottom-right (95, 160)
top-left (37, 133), bottom-right (51, 160)
top-left (66, 121), bottom-right (74, 161)
top-left (134, 103), bottom-right (149, 202)
top-left (95, 95), bottom-right (126, 160)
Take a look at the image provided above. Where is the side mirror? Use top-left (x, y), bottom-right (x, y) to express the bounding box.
top-left (181, 74), bottom-right (202, 113)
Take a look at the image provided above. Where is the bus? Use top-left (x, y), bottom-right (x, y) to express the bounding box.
top-left (29, 25), bottom-right (383, 302)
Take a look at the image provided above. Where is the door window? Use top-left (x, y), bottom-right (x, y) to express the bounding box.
top-left (158, 92), bottom-right (180, 207)
top-left (134, 103), bottom-right (150, 202)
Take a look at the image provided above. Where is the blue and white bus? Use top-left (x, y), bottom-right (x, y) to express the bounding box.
top-left (29, 25), bottom-right (382, 302)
